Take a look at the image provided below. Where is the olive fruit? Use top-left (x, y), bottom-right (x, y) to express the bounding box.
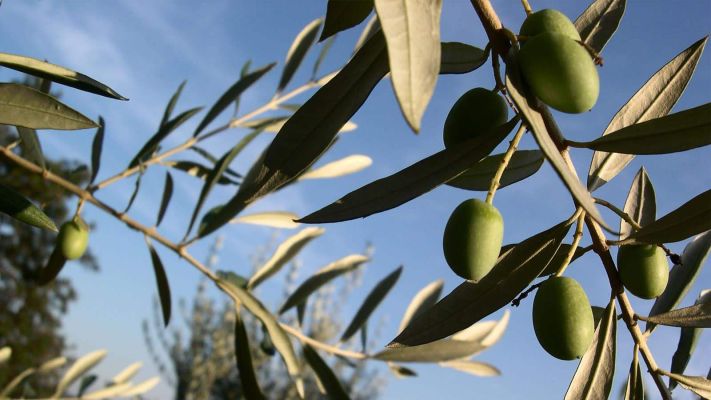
top-left (443, 88), bottom-right (508, 148)
top-left (443, 199), bottom-right (503, 281)
top-left (519, 9), bottom-right (581, 41)
top-left (58, 218), bottom-right (89, 260)
top-left (617, 244), bottom-right (669, 299)
top-left (518, 32), bottom-right (599, 113)
top-left (532, 276), bottom-right (594, 360)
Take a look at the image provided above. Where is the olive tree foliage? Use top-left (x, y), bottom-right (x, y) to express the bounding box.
top-left (0, 3), bottom-right (514, 400)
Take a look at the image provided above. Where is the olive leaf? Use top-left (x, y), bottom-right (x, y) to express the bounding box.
top-left (587, 37), bottom-right (707, 192)
top-left (190, 146), bottom-right (242, 178)
top-left (36, 246), bottom-right (68, 286)
top-left (0, 52), bottom-right (126, 99)
top-left (643, 300), bottom-right (711, 328)
top-left (658, 370), bottom-right (711, 399)
top-left (439, 360), bottom-right (500, 377)
top-left (312, 36), bottom-right (336, 81)
top-left (320, 0), bottom-right (373, 41)
top-left (564, 298), bottom-right (616, 400)
top-left (392, 219), bottom-right (571, 346)
top-left (160, 81), bottom-right (187, 127)
top-left (278, 18), bottom-right (322, 94)
top-left (374, 0), bottom-right (442, 132)
top-left (77, 375), bottom-right (97, 397)
top-left (233, 308), bottom-right (265, 400)
top-left (52, 349), bottom-right (107, 398)
top-left (630, 188), bottom-right (711, 244)
top-left (155, 172), bottom-right (173, 227)
top-left (117, 377), bottom-right (161, 397)
top-left (397, 279), bottom-right (444, 333)
top-left (163, 160), bottom-right (239, 185)
top-left (198, 31), bottom-right (389, 237)
top-left (146, 238), bottom-right (171, 327)
top-left (439, 42), bottom-right (487, 75)
top-left (446, 150), bottom-right (544, 191)
top-left (353, 15), bottom-right (380, 54)
top-left (623, 350), bottom-right (645, 400)
top-left (279, 254), bottom-right (369, 314)
top-left (247, 227), bottom-right (325, 290)
top-left (669, 291), bottom-right (707, 390)
top-left (82, 383), bottom-right (134, 400)
top-left (231, 211), bottom-right (300, 229)
top-left (302, 345), bottom-right (350, 400)
top-left (298, 154), bottom-right (372, 180)
top-left (0, 83), bottom-right (98, 130)
top-left (341, 266), bottom-right (402, 342)
top-left (572, 103), bottom-right (711, 155)
top-left (89, 117), bottom-right (105, 185)
top-left (387, 363), bottom-right (418, 378)
top-left (538, 243), bottom-right (588, 277)
top-left (123, 168), bottom-right (144, 213)
top-left (647, 230), bottom-right (711, 332)
top-left (0, 183), bottom-right (57, 232)
top-left (574, 0), bottom-right (626, 53)
top-left (129, 106), bottom-right (203, 168)
top-left (16, 126), bottom-right (45, 169)
top-left (109, 362), bottom-right (142, 385)
top-left (620, 167), bottom-right (656, 239)
top-left (298, 118), bottom-right (518, 224)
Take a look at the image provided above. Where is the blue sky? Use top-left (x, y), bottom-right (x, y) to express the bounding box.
top-left (1, 1), bottom-right (709, 399)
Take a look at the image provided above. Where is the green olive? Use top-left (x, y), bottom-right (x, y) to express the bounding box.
top-left (443, 199), bottom-right (503, 281)
top-left (532, 276), bottom-right (594, 360)
top-left (520, 9), bottom-right (581, 41)
top-left (518, 32), bottom-right (599, 113)
top-left (58, 218), bottom-right (89, 260)
top-left (443, 88), bottom-right (508, 148)
top-left (617, 244), bottom-right (669, 299)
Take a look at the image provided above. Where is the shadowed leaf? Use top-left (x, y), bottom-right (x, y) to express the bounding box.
top-left (669, 291), bottom-right (708, 389)
top-left (146, 239), bottom-right (171, 327)
top-left (538, 243), bottom-right (588, 276)
top-left (234, 308), bottom-right (265, 400)
top-left (129, 106), bottom-right (203, 167)
top-left (164, 160), bottom-right (239, 185)
top-left (156, 172), bottom-right (173, 227)
top-left (123, 169), bottom-right (144, 213)
top-left (0, 83), bottom-right (98, 130)
top-left (440, 42), bottom-right (487, 75)
top-left (16, 126), bottom-right (44, 169)
top-left (312, 36), bottom-right (336, 80)
top-left (644, 301), bottom-right (711, 328)
top-left (387, 363), bottom-right (418, 378)
top-left (623, 350), bottom-right (644, 400)
top-left (658, 370), bottom-right (711, 399)
top-left (0, 183), bottom-right (57, 231)
top-left (89, 117), bottom-right (105, 184)
top-left (446, 150), bottom-right (544, 191)
top-left (342, 266), bottom-right (403, 341)
top-left (160, 81), bottom-right (186, 127)
top-left (630, 189), bottom-right (711, 244)
top-left (278, 18), bottom-right (323, 94)
top-left (574, 0), bottom-right (626, 53)
top-left (77, 375), bottom-right (97, 397)
top-left (36, 246), bottom-right (67, 286)
top-left (303, 345), bottom-right (350, 400)
top-left (321, 0), bottom-right (373, 41)
top-left (620, 167), bottom-right (655, 239)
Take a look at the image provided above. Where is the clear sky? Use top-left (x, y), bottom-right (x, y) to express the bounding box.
top-left (1, 1), bottom-right (709, 399)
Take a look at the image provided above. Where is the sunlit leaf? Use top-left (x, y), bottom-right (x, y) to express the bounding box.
top-left (658, 370), bottom-right (711, 399)
top-left (278, 18), bottom-right (322, 94)
top-left (398, 279), bottom-right (444, 333)
top-left (0, 183), bottom-right (57, 231)
top-left (392, 219), bottom-right (570, 346)
top-left (669, 291), bottom-right (707, 390)
top-left (194, 63), bottom-right (275, 136)
top-left (146, 239), bottom-right (171, 327)
top-left (620, 167), bottom-right (655, 239)
top-left (588, 37), bottom-right (707, 191)
top-left (342, 266), bottom-right (402, 341)
top-left (375, 0), bottom-right (442, 132)
top-left (37, 357), bottom-right (66, 373)
top-left (164, 160), bottom-right (239, 185)
top-left (129, 106), bottom-right (203, 167)
top-left (279, 254), bottom-right (369, 314)
top-left (564, 298), bottom-right (616, 400)
top-left (110, 362), bottom-right (142, 385)
top-left (630, 189), bottom-right (711, 244)
top-left (298, 154), bottom-right (372, 180)
top-left (321, 0), bottom-right (373, 41)
top-left (299, 118), bottom-right (517, 224)
top-left (574, 0), bottom-right (626, 53)
top-left (53, 349), bottom-right (107, 398)
top-left (0, 83), bottom-right (98, 130)
top-left (0, 52), bottom-right (127, 99)
top-left (312, 36), bottom-right (336, 80)
top-left (303, 345), bottom-right (350, 400)
top-left (248, 227), bottom-right (325, 290)
top-left (231, 211), bottom-right (300, 229)
top-left (446, 150), bottom-right (544, 191)
top-left (156, 172), bottom-right (173, 227)
top-left (234, 308), bottom-right (265, 400)
top-left (160, 80), bottom-right (186, 127)
top-left (89, 117), bottom-right (105, 185)
top-left (118, 377), bottom-right (161, 397)
top-left (82, 383), bottom-right (133, 400)
top-left (439, 42), bottom-right (487, 75)
top-left (0, 347), bottom-right (10, 364)
top-left (439, 360), bottom-right (500, 377)
top-left (623, 350), bottom-right (644, 400)
top-left (16, 126), bottom-right (44, 169)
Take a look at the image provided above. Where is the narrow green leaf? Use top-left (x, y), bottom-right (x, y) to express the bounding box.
top-left (623, 350), bottom-right (644, 400)
top-left (185, 129), bottom-right (262, 237)
top-left (397, 279), bottom-right (444, 333)
top-left (564, 298), bottom-right (616, 400)
top-left (439, 42), bottom-right (487, 75)
top-left (342, 266), bottom-right (403, 341)
top-left (391, 219), bottom-right (571, 346)
top-left (321, 0), bottom-right (373, 41)
top-left (53, 349), bottom-right (107, 398)
top-left (440, 360), bottom-right (500, 377)
top-left (231, 211), bottom-right (300, 229)
top-left (303, 345), bottom-right (351, 400)
top-left (36, 246), bottom-right (68, 286)
top-left (190, 146), bottom-right (242, 178)
top-left (575, 103), bottom-right (711, 155)
top-left (506, 57), bottom-right (607, 229)
top-left (588, 37), bottom-right (707, 191)
top-left (375, 0), bottom-right (442, 132)
top-left (298, 154), bottom-right (372, 180)
top-left (298, 118), bottom-right (518, 224)
top-left (278, 18), bottom-right (322, 94)
top-left (160, 81), bottom-right (186, 127)
top-left (0, 83), bottom-right (98, 130)
top-left (387, 363), bottom-right (418, 378)
top-left (446, 150), bottom-right (544, 191)
top-left (199, 32), bottom-right (389, 237)
top-left (77, 374), bottom-right (97, 397)
top-left (248, 227), bottom-right (325, 290)
top-left (280, 254), bottom-right (369, 314)
top-left (658, 370), bottom-right (711, 399)
top-left (234, 308), bottom-right (266, 400)
top-left (156, 172), bottom-right (173, 227)
top-left (146, 239), bottom-right (171, 327)
top-left (164, 160), bottom-right (239, 185)
top-left (0, 52), bottom-right (127, 99)
top-left (16, 126), bottom-right (45, 169)
top-left (669, 292), bottom-right (707, 390)
top-left (89, 117), bottom-right (105, 185)
top-left (574, 0), bottom-right (626, 53)
top-left (0, 183), bottom-right (57, 231)
top-left (647, 230), bottom-right (711, 332)
top-left (129, 106), bottom-right (203, 167)
top-left (630, 189), bottom-right (711, 244)
top-left (218, 278), bottom-right (304, 398)
top-left (234, 60), bottom-right (252, 116)
top-left (644, 301), bottom-right (711, 328)
top-left (620, 167), bottom-right (656, 239)
top-left (123, 169), bottom-right (144, 213)
top-left (312, 36), bottom-right (336, 80)
top-left (194, 63), bottom-right (275, 136)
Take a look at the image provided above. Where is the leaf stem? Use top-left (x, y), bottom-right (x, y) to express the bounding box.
top-left (485, 123), bottom-right (526, 204)
top-left (593, 197), bottom-right (642, 232)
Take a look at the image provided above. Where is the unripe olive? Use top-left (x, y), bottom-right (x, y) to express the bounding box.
top-left (443, 199), bottom-right (503, 281)
top-left (520, 9), bottom-right (581, 41)
top-left (518, 32), bottom-right (599, 113)
top-left (58, 219), bottom-right (89, 260)
top-left (532, 276), bottom-right (594, 360)
top-left (443, 88), bottom-right (508, 148)
top-left (617, 244), bottom-right (669, 299)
